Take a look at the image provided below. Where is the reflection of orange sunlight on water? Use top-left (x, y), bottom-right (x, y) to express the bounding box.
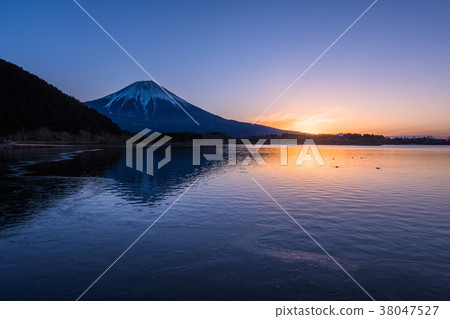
top-left (242, 145), bottom-right (450, 191)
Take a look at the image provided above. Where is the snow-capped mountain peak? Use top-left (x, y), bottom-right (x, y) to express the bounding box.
top-left (85, 81), bottom-right (284, 137)
top-left (102, 81), bottom-right (185, 113)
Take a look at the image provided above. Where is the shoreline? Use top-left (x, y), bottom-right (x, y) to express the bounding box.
top-left (0, 142), bottom-right (121, 150)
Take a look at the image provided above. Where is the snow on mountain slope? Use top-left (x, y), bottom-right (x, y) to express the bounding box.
top-left (84, 81), bottom-right (284, 137)
top-left (101, 81), bottom-right (186, 118)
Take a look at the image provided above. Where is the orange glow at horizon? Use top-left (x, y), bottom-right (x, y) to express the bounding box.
top-left (256, 107), bottom-right (450, 138)
top-left (239, 54), bottom-right (450, 139)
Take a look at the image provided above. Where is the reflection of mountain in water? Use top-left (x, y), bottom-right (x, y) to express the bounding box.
top-left (0, 147), bottom-right (222, 231)
top-left (2, 147), bottom-right (449, 301)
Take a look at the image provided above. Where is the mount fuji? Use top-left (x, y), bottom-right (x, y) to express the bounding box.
top-left (84, 81), bottom-right (284, 137)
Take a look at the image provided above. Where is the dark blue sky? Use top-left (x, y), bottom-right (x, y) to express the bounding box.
top-left (1, 0), bottom-right (449, 135)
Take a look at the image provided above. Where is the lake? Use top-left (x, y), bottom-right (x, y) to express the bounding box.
top-left (0, 145), bottom-right (449, 300)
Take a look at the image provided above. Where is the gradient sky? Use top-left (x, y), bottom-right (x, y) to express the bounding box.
top-left (1, 0), bottom-right (449, 136)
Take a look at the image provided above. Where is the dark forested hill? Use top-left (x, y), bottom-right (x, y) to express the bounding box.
top-left (0, 59), bottom-right (122, 141)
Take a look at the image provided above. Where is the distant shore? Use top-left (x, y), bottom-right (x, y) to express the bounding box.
top-left (2, 139), bottom-right (450, 151)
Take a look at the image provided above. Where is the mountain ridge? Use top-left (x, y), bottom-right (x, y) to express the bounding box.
top-left (85, 81), bottom-right (286, 137)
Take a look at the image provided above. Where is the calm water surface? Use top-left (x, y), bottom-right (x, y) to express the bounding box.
top-left (0, 145), bottom-right (449, 300)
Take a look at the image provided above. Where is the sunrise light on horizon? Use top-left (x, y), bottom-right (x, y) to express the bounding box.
top-left (1, 0), bottom-right (449, 137)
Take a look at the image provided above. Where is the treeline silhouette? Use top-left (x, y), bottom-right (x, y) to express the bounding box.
top-left (275, 133), bottom-right (449, 145)
top-left (162, 132), bottom-right (231, 143)
top-left (165, 132), bottom-right (449, 145)
top-left (0, 59), bottom-right (123, 142)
